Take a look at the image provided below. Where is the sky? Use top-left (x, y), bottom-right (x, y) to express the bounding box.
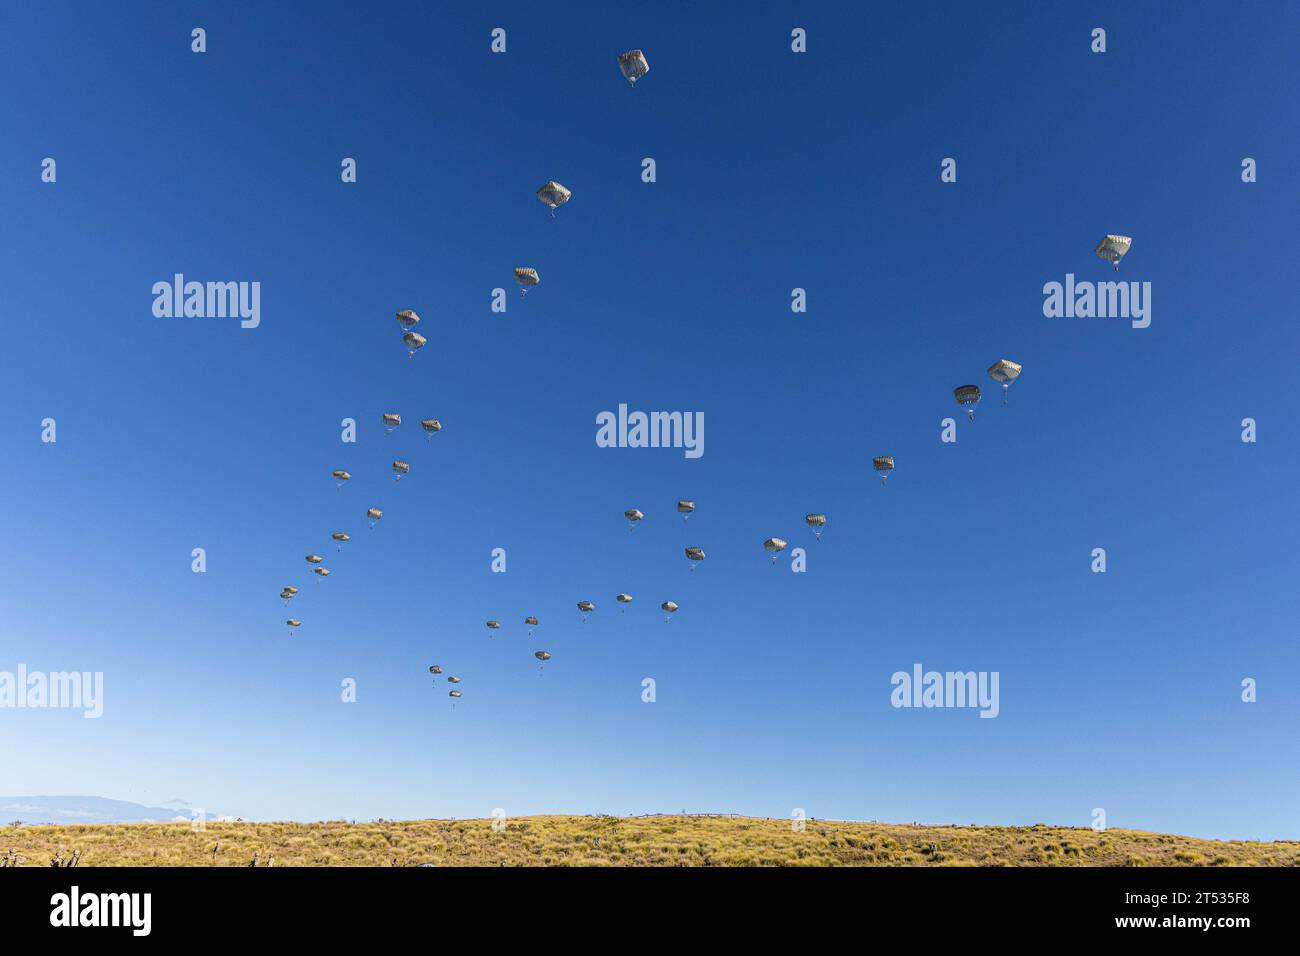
top-left (0, 1), bottom-right (1297, 840)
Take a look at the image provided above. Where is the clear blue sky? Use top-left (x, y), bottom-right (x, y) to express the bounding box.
top-left (1, 1), bottom-right (1296, 840)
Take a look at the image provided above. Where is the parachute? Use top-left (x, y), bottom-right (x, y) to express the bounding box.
top-left (280, 588), bottom-right (297, 604)
top-left (873, 456), bottom-right (895, 485)
top-left (392, 460), bottom-right (410, 481)
top-left (534, 651), bottom-right (551, 662)
top-left (616, 593), bottom-right (632, 613)
top-left (421, 418), bottom-right (442, 437)
top-left (1095, 234), bottom-right (1132, 271)
top-left (367, 507), bottom-right (383, 528)
top-left (954, 384), bottom-right (981, 421)
top-left (396, 310), bottom-right (420, 329)
top-left (332, 469), bottom-right (351, 489)
top-left (449, 690), bottom-right (462, 699)
top-left (402, 331), bottom-right (426, 358)
top-left (536, 181), bottom-right (572, 218)
top-left (447, 676), bottom-right (462, 684)
top-left (525, 614), bottom-right (538, 636)
top-left (624, 508), bottom-right (644, 529)
top-left (577, 600), bottom-right (594, 622)
top-left (428, 665), bottom-right (443, 675)
top-left (332, 532), bottom-right (350, 551)
top-left (617, 49), bottom-right (649, 86)
top-left (763, 537), bottom-right (788, 564)
top-left (382, 413), bottom-right (401, 433)
top-left (514, 268), bottom-right (539, 298)
top-left (988, 359), bottom-right (1023, 405)
top-left (661, 600), bottom-right (678, 621)
top-left (313, 567), bottom-right (330, 578)
top-left (306, 554), bottom-right (323, 564)
top-left (486, 620), bottom-right (501, 633)
top-left (805, 513), bottom-right (827, 540)
top-left (677, 500), bottom-right (695, 522)
top-left (684, 546), bottom-right (705, 570)
top-left (286, 619), bottom-right (301, 633)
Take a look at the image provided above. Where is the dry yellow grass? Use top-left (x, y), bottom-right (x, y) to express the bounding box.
top-left (3, 816), bottom-right (1296, 867)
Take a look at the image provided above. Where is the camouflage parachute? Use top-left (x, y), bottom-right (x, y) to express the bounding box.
top-left (514, 268), bottom-right (539, 298)
top-left (873, 456), bottom-right (895, 485)
top-left (396, 310), bottom-right (420, 329)
top-left (402, 331), bottom-right (426, 358)
top-left (536, 181), bottom-right (572, 217)
top-left (988, 359), bottom-right (1023, 405)
top-left (954, 384), bottom-right (981, 421)
top-left (617, 49), bottom-right (649, 86)
top-left (1095, 234), bottom-right (1132, 271)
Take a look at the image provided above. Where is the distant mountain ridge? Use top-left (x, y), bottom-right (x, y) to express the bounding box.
top-left (1, 796), bottom-right (228, 825)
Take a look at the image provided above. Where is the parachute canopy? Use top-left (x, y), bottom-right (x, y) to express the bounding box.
top-left (873, 456), bottom-right (894, 472)
top-left (306, 554), bottom-right (323, 564)
top-left (403, 332), bottom-right (427, 355)
top-left (332, 532), bottom-right (350, 542)
top-left (515, 267), bottom-right (539, 288)
top-left (685, 547), bottom-right (705, 561)
top-left (954, 385), bottom-right (981, 406)
top-left (677, 500), bottom-right (695, 515)
top-left (524, 616), bottom-right (539, 626)
top-left (421, 418), bottom-right (442, 433)
top-left (577, 600), bottom-right (595, 613)
top-left (617, 49), bottom-right (649, 85)
top-left (428, 665), bottom-right (443, 675)
top-left (449, 690), bottom-right (462, 698)
top-left (988, 359), bottom-right (1022, 384)
top-left (396, 310), bottom-right (420, 328)
top-left (763, 537), bottom-right (788, 554)
top-left (486, 620), bottom-right (501, 630)
top-left (624, 508), bottom-right (644, 523)
top-left (287, 619), bottom-right (301, 627)
top-left (1095, 234), bottom-right (1132, 269)
top-left (536, 181), bottom-right (572, 211)
top-left (367, 508), bottom-right (383, 521)
top-left (313, 567), bottom-right (330, 577)
top-left (616, 593), bottom-right (633, 604)
top-left (392, 460), bottom-right (410, 476)
top-left (332, 470), bottom-right (351, 482)
top-left (382, 413), bottom-right (401, 428)
top-left (282, 586), bottom-right (299, 596)
top-left (535, 651), bottom-right (552, 662)
top-left (806, 514), bottom-right (826, 528)
top-left (447, 676), bottom-right (462, 683)
top-left (661, 601), bottom-right (678, 613)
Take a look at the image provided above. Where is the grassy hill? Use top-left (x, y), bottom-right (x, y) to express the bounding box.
top-left (4, 815), bottom-right (1296, 867)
